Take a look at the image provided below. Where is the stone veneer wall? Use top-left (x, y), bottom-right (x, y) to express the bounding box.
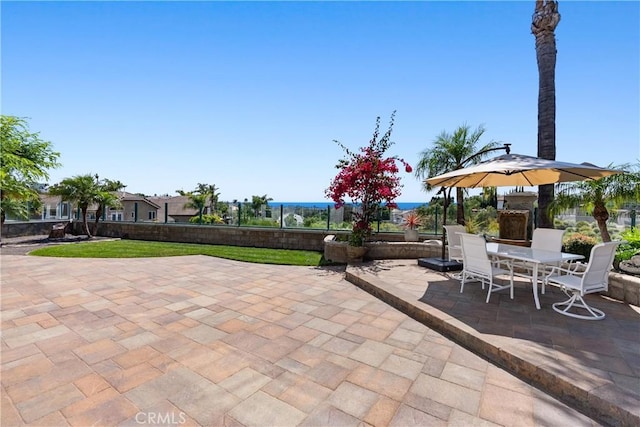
top-left (1, 220), bottom-right (66, 238)
top-left (607, 271), bottom-right (640, 306)
top-left (71, 222), bottom-right (443, 254)
top-left (84, 221), bottom-right (331, 251)
top-left (323, 235), bottom-right (444, 263)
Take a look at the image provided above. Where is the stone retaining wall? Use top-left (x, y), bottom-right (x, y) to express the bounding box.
top-left (1, 220), bottom-right (66, 238)
top-left (72, 222), bottom-right (443, 256)
top-left (607, 271), bottom-right (640, 306)
top-left (82, 221), bottom-right (331, 251)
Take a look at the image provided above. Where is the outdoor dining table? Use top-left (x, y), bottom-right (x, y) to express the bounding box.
top-left (486, 242), bottom-right (584, 310)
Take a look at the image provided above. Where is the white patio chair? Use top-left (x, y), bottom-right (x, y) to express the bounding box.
top-left (513, 228), bottom-right (565, 291)
top-left (443, 224), bottom-right (465, 263)
top-left (443, 224), bottom-right (465, 280)
top-left (531, 227), bottom-right (566, 251)
top-left (544, 241), bottom-right (622, 320)
top-left (459, 233), bottom-right (514, 303)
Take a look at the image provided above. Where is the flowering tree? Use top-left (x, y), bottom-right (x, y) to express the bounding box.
top-left (326, 112), bottom-right (412, 246)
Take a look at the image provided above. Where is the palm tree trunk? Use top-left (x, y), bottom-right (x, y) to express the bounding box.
top-left (82, 208), bottom-right (92, 238)
top-left (532, 0), bottom-right (560, 228)
top-left (93, 205), bottom-right (102, 236)
top-left (441, 188), bottom-right (452, 260)
top-left (455, 187), bottom-right (466, 225)
top-left (593, 203), bottom-right (612, 242)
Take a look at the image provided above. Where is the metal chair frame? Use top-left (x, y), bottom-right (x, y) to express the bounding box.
top-left (544, 241), bottom-right (622, 320)
top-left (459, 233), bottom-right (514, 303)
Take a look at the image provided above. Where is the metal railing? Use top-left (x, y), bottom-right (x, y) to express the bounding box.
top-left (6, 203), bottom-right (637, 236)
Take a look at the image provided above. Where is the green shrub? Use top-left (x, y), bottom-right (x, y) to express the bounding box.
top-left (614, 227), bottom-right (640, 269)
top-left (553, 218), bottom-right (572, 230)
top-left (609, 228), bottom-right (622, 240)
top-left (377, 222), bottom-right (403, 232)
top-left (188, 214), bottom-right (224, 224)
top-left (614, 247), bottom-right (640, 269)
top-left (334, 233), bottom-right (349, 242)
top-left (486, 218), bottom-right (500, 236)
top-left (464, 217), bottom-right (482, 234)
top-left (246, 218), bottom-right (279, 227)
top-left (305, 220), bottom-right (331, 229)
top-left (472, 207), bottom-right (497, 226)
top-left (620, 227), bottom-right (640, 245)
top-left (563, 233), bottom-right (599, 261)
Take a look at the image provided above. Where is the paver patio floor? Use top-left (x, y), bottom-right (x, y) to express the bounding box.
top-left (345, 259), bottom-right (639, 427)
top-left (0, 254), bottom-right (619, 426)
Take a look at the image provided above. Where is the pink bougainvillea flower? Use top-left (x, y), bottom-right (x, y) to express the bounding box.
top-left (325, 111), bottom-right (412, 245)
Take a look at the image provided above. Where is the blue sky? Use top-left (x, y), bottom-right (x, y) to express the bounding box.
top-left (2, 1), bottom-right (639, 203)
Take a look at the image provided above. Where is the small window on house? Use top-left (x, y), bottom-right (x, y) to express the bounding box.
top-left (60, 203), bottom-right (69, 218)
top-left (148, 211), bottom-right (156, 220)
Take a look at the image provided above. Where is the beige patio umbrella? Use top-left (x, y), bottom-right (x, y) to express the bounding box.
top-left (418, 153), bottom-right (622, 272)
top-left (426, 153), bottom-right (622, 188)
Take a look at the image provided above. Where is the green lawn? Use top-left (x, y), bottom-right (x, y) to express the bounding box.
top-left (29, 240), bottom-right (329, 266)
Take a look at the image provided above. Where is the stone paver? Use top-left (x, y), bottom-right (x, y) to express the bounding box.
top-left (0, 254), bottom-right (617, 426)
top-left (347, 259), bottom-right (640, 427)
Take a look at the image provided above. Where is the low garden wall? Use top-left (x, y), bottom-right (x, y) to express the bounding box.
top-left (1, 220), bottom-right (65, 238)
top-left (607, 271), bottom-right (640, 306)
top-left (76, 222), bottom-right (445, 256)
top-left (81, 221), bottom-right (331, 251)
top-left (323, 235), bottom-right (444, 263)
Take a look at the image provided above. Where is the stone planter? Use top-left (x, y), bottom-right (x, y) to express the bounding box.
top-left (323, 235), bottom-right (443, 263)
top-left (404, 229), bottom-right (419, 242)
top-left (619, 255), bottom-right (640, 276)
top-left (346, 245), bottom-right (368, 262)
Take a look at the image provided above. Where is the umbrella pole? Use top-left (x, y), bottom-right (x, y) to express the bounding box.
top-left (441, 186), bottom-right (449, 261)
top-left (417, 186), bottom-right (463, 273)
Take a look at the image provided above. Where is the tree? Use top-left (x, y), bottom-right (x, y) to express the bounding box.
top-left (93, 178), bottom-right (125, 234)
top-left (532, 0), bottom-right (561, 228)
top-left (326, 112), bottom-right (412, 246)
top-left (550, 164), bottom-right (640, 242)
top-left (49, 174), bottom-right (122, 237)
top-left (0, 116), bottom-right (60, 224)
top-left (251, 194), bottom-right (272, 217)
top-left (481, 187), bottom-right (498, 209)
top-left (177, 190), bottom-right (208, 223)
top-left (196, 183), bottom-right (221, 215)
top-left (415, 124), bottom-right (499, 225)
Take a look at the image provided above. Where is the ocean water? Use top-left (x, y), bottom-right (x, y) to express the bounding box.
top-left (270, 201), bottom-right (428, 210)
